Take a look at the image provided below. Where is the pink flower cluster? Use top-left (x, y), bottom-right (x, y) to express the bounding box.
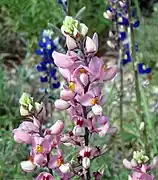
top-left (123, 151), bottom-right (158, 180)
top-left (13, 17), bottom-right (118, 179)
top-left (13, 102), bottom-right (73, 179)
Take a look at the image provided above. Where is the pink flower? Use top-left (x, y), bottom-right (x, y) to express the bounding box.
top-left (36, 172), bottom-right (55, 180)
top-left (129, 171), bottom-right (155, 180)
top-left (79, 146), bottom-right (96, 169)
top-left (73, 57), bottom-right (103, 83)
top-left (77, 84), bottom-right (105, 115)
top-left (123, 157), bottom-right (158, 180)
top-left (48, 149), bottom-right (64, 169)
top-left (96, 116), bottom-right (110, 137)
top-left (48, 149), bottom-right (70, 173)
top-left (32, 136), bottom-right (51, 155)
top-left (72, 116), bottom-right (88, 136)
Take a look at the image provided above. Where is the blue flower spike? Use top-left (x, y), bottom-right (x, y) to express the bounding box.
top-left (36, 30), bottom-right (60, 90)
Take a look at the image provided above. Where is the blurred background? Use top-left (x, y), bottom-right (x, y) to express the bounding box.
top-left (0, 0), bottom-right (158, 179)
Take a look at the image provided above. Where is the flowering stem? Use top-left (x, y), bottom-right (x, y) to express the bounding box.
top-left (83, 86), bottom-right (90, 179)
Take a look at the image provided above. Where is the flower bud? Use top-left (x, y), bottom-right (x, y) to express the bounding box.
top-left (54, 99), bottom-right (70, 110)
top-left (80, 73), bottom-right (89, 86)
top-left (82, 157), bottom-right (90, 169)
top-left (50, 120), bottom-right (64, 135)
top-left (79, 23), bottom-right (88, 37)
top-left (60, 89), bottom-right (75, 101)
top-left (85, 36), bottom-right (97, 53)
top-left (139, 122), bottom-right (145, 131)
top-left (66, 35), bottom-right (77, 50)
top-left (61, 16), bottom-right (88, 38)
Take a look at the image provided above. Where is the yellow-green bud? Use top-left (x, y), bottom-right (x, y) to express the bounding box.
top-left (61, 16), bottom-right (88, 38)
top-left (133, 150), bottom-right (149, 164)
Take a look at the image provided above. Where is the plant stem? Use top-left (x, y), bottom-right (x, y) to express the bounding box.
top-left (83, 95), bottom-right (90, 179)
top-left (127, 0), bottom-right (148, 154)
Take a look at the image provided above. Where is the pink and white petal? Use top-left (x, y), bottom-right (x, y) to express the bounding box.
top-left (89, 56), bottom-right (104, 74)
top-left (77, 93), bottom-right (93, 106)
top-left (98, 123), bottom-right (110, 137)
top-left (55, 99), bottom-right (70, 110)
top-left (52, 51), bottom-right (74, 68)
top-left (74, 79), bottom-right (84, 95)
top-left (20, 160), bottom-right (36, 172)
top-left (100, 66), bottom-right (118, 81)
top-left (60, 89), bottom-right (76, 101)
top-left (34, 154), bottom-right (47, 166)
top-left (97, 116), bottom-right (109, 125)
top-left (59, 68), bottom-right (71, 81)
top-left (73, 65), bottom-right (92, 78)
top-left (48, 155), bottom-right (58, 169)
top-left (36, 172), bottom-right (55, 180)
top-left (123, 159), bottom-right (133, 170)
top-left (13, 130), bottom-right (32, 144)
top-left (85, 36), bottom-right (97, 53)
top-left (42, 139), bottom-right (52, 154)
top-left (50, 120), bottom-right (64, 135)
top-left (19, 121), bottom-right (39, 133)
top-left (66, 51), bottom-right (78, 61)
top-left (80, 73), bottom-right (89, 86)
top-left (148, 156), bottom-right (158, 170)
top-left (92, 33), bottom-right (99, 52)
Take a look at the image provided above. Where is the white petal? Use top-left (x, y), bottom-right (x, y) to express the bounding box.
top-left (92, 104), bottom-right (103, 116)
top-left (20, 106), bottom-right (30, 116)
top-left (59, 163), bottom-right (70, 173)
top-left (82, 157), bottom-right (90, 169)
top-left (73, 126), bottom-right (85, 136)
top-left (20, 160), bottom-right (36, 172)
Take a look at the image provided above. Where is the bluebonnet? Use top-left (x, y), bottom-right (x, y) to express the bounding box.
top-left (122, 44), bottom-right (132, 65)
top-left (36, 30), bottom-right (60, 89)
top-left (137, 63), bottom-right (152, 74)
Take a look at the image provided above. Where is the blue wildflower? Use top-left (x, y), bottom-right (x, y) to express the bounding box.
top-left (122, 51), bottom-right (132, 65)
top-left (137, 63), bottom-right (152, 74)
top-left (120, 32), bottom-right (126, 41)
top-left (122, 44), bottom-right (132, 65)
top-left (133, 20), bottom-right (140, 28)
top-left (36, 30), bottom-right (60, 89)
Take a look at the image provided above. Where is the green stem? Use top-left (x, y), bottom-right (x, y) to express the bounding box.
top-left (68, 0), bottom-right (71, 15)
top-left (127, 0), bottom-right (148, 154)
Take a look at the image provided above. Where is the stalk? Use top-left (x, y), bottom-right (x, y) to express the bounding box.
top-left (115, 13), bottom-right (124, 134)
top-left (127, 0), bottom-right (148, 154)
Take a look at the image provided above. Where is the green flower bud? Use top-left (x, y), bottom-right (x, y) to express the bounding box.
top-left (133, 149), bottom-right (149, 164)
top-left (61, 16), bottom-right (88, 38)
